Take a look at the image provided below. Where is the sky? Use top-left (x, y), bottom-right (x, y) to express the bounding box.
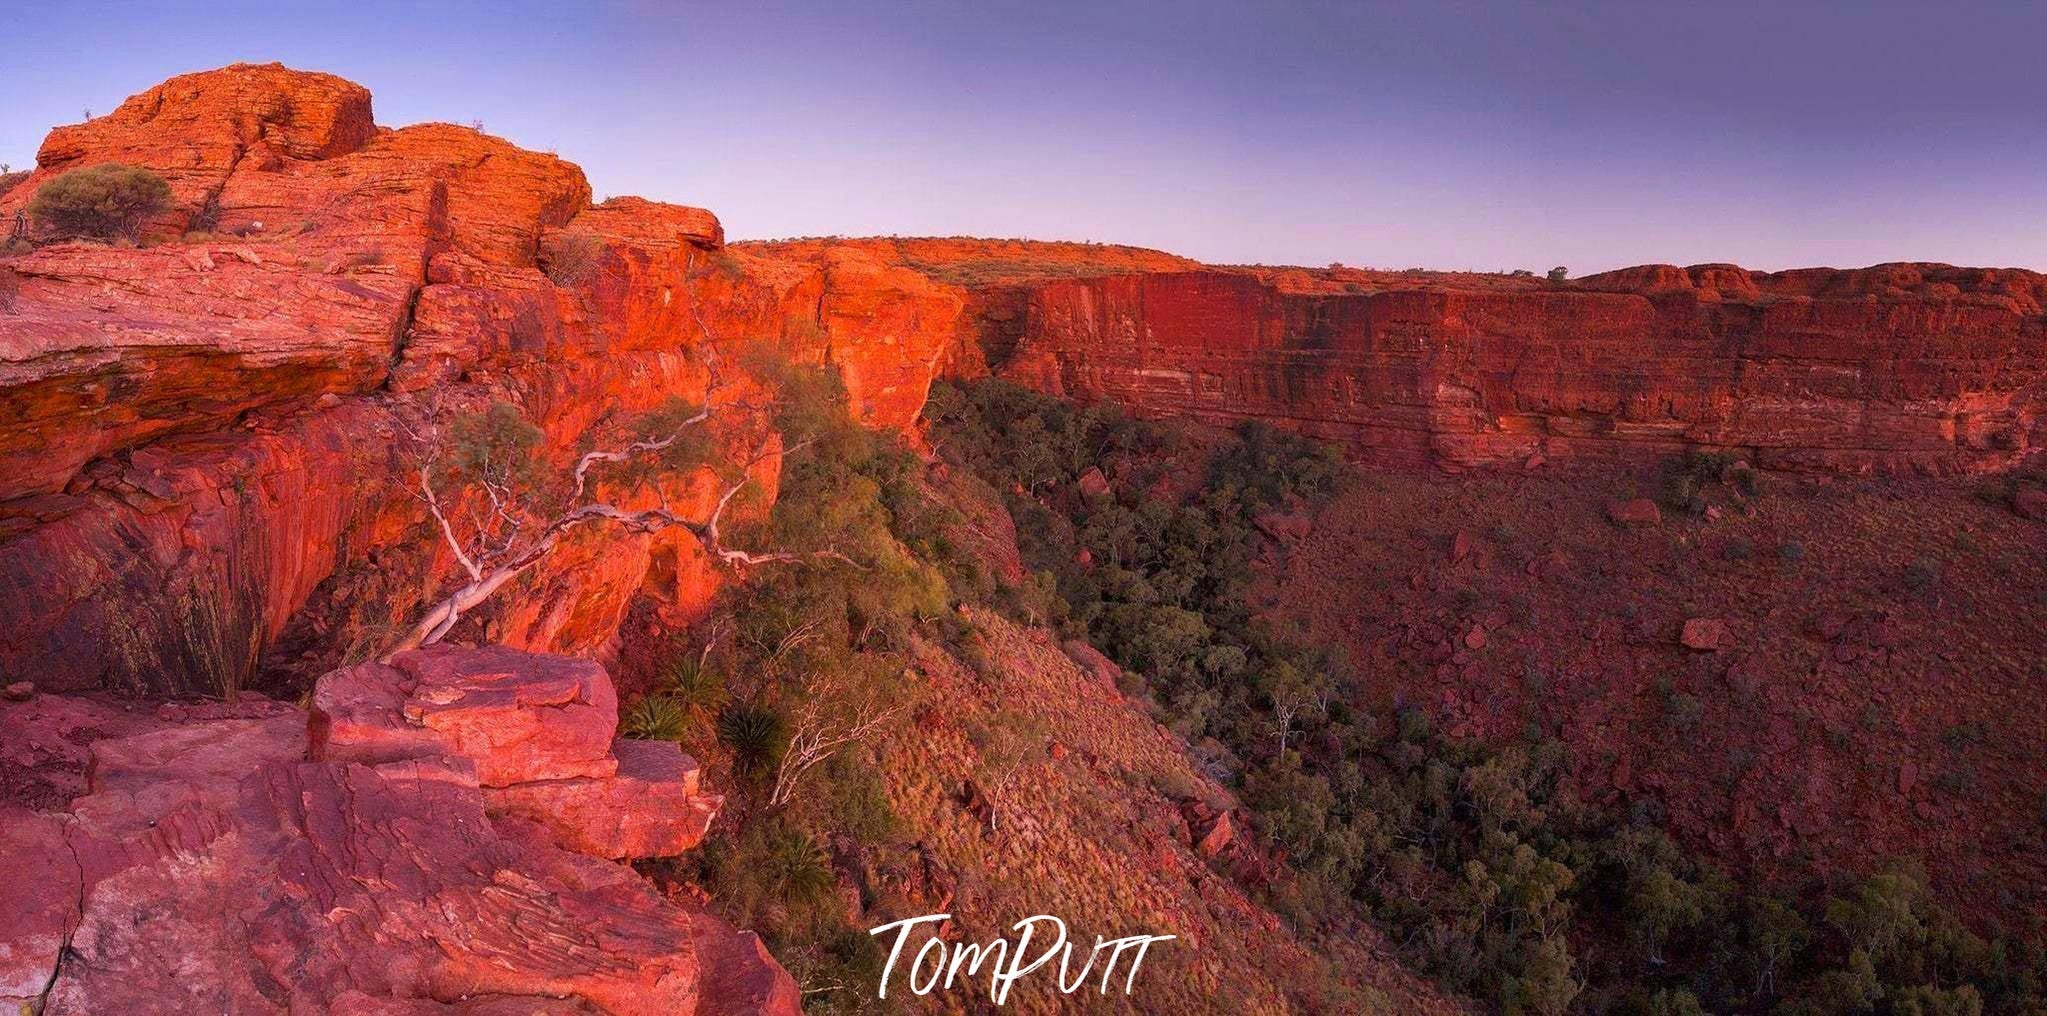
top-left (4, 0), bottom-right (2044, 274)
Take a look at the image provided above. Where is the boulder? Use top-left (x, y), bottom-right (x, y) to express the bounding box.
top-left (312, 645), bottom-right (723, 861)
top-left (1681, 618), bottom-right (1731, 651)
top-left (2013, 486), bottom-right (2047, 521)
top-left (483, 739), bottom-right (721, 860)
top-left (1195, 810), bottom-right (1234, 858)
top-left (1607, 498), bottom-right (1663, 528)
top-left (311, 645), bottom-right (620, 787)
top-left (1076, 466), bottom-right (1113, 500)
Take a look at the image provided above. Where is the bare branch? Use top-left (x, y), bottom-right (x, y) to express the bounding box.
top-left (387, 247), bottom-right (849, 659)
top-left (419, 463), bottom-right (483, 582)
top-left (569, 403), bottom-right (713, 499)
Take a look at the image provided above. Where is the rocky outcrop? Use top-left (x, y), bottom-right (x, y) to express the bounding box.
top-left (0, 65), bottom-right (964, 697)
top-left (0, 646), bottom-right (794, 1015)
top-left (311, 645), bottom-right (722, 859)
top-left (987, 264), bottom-right (2046, 474)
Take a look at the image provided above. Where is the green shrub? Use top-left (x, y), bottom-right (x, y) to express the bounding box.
top-left (1664, 693), bottom-right (1705, 732)
top-left (621, 694), bottom-right (689, 741)
top-left (717, 703), bottom-right (791, 778)
top-left (656, 653), bottom-right (728, 716)
top-left (1778, 540), bottom-right (1806, 563)
top-left (27, 163), bottom-right (171, 239)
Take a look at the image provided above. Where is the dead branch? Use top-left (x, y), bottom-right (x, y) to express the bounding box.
top-left (387, 258), bottom-right (848, 659)
top-left (768, 674), bottom-right (903, 808)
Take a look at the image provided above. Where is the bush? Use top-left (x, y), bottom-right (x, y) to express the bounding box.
top-left (1903, 558), bottom-right (1939, 593)
top-left (27, 164), bottom-right (172, 239)
top-left (1664, 693), bottom-right (1705, 732)
top-left (1777, 541), bottom-right (1806, 563)
top-left (656, 653), bottom-right (728, 716)
top-left (542, 233), bottom-right (604, 286)
top-left (622, 694), bottom-right (689, 741)
top-left (717, 703), bottom-right (791, 778)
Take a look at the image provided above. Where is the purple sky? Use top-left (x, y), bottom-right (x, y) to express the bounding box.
top-left (5, 0), bottom-right (2044, 273)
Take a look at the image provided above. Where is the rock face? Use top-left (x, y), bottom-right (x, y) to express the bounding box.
top-left (984, 264), bottom-right (2046, 474)
top-left (311, 645), bottom-right (722, 859)
top-left (0, 65), bottom-right (964, 697)
top-left (0, 647), bottom-right (794, 1015)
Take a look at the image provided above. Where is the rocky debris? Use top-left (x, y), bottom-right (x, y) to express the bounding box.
top-left (1063, 638), bottom-right (1125, 690)
top-left (0, 646), bottom-right (794, 1015)
top-left (959, 777), bottom-right (998, 834)
top-left (2, 681), bottom-right (31, 701)
top-left (1607, 498), bottom-right (1664, 528)
top-left (1196, 810), bottom-right (1234, 857)
top-left (1076, 465), bottom-right (1113, 500)
top-left (1681, 618), bottom-right (1731, 651)
top-left (1450, 529), bottom-right (1473, 563)
top-left (1176, 798), bottom-right (1237, 858)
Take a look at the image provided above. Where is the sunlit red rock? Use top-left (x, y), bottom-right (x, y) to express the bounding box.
top-left (0, 62), bottom-right (376, 240)
top-left (983, 263), bottom-right (2045, 474)
top-left (311, 645), bottom-right (621, 785)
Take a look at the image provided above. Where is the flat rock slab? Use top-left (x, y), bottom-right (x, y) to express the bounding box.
top-left (312, 645), bottom-right (619, 786)
top-left (0, 651), bottom-right (796, 1015)
top-left (484, 739), bottom-right (721, 860)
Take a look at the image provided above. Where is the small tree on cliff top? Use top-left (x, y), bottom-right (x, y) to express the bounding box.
top-left (28, 163), bottom-right (171, 239)
top-left (391, 256), bottom-right (853, 655)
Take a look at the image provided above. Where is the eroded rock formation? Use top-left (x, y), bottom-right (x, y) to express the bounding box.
top-left (0, 65), bottom-right (966, 697)
top-left (987, 263), bottom-right (2047, 474)
top-left (0, 645), bottom-right (795, 1015)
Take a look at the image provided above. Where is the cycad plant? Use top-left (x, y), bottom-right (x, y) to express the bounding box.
top-left (659, 653), bottom-right (729, 716)
top-left (621, 694), bottom-right (689, 741)
top-left (717, 703), bottom-right (791, 778)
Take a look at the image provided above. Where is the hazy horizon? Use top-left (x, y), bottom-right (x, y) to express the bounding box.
top-left (5, 0), bottom-right (2044, 275)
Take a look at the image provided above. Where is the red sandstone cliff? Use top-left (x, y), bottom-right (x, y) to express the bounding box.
top-left (6, 66), bottom-right (2038, 697)
top-left (0, 65), bottom-right (963, 698)
top-left (968, 262), bottom-right (2047, 474)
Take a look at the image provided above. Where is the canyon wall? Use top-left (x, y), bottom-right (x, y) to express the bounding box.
top-left (989, 264), bottom-right (2047, 473)
top-left (5, 65), bottom-right (2044, 699)
top-left (0, 65), bottom-right (962, 697)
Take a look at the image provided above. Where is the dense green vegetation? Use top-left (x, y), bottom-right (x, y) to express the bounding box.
top-left (630, 352), bottom-right (976, 1012)
top-left (923, 377), bottom-right (2047, 1015)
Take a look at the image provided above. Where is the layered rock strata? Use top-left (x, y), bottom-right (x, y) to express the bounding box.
top-left (0, 645), bottom-right (795, 1015)
top-left (988, 264), bottom-right (2047, 474)
top-left (0, 65), bottom-right (966, 696)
